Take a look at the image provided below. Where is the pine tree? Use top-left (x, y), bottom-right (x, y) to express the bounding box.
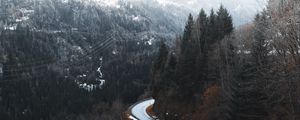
top-left (154, 41), bottom-right (169, 73)
top-left (208, 9), bottom-right (218, 44)
top-left (227, 12), bottom-right (269, 119)
top-left (217, 5), bottom-right (234, 39)
top-left (181, 14), bottom-right (194, 53)
top-left (176, 14), bottom-right (197, 99)
top-left (194, 9), bottom-right (209, 93)
top-left (217, 35), bottom-right (237, 120)
top-left (195, 9), bottom-right (208, 53)
top-left (161, 52), bottom-right (177, 92)
top-left (252, 11), bottom-right (269, 67)
top-left (230, 63), bottom-right (268, 120)
top-left (152, 41), bottom-right (169, 99)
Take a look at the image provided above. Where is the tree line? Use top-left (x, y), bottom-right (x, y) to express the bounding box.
top-left (151, 0), bottom-right (300, 120)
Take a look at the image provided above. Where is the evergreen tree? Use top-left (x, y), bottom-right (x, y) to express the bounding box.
top-left (194, 9), bottom-right (209, 93)
top-left (252, 11), bottom-right (269, 67)
top-left (161, 52), bottom-right (177, 92)
top-left (152, 41), bottom-right (169, 99)
top-left (230, 63), bottom-right (268, 120)
top-left (195, 9), bottom-right (208, 53)
top-left (214, 35), bottom-right (237, 120)
top-left (208, 9), bottom-right (218, 44)
top-left (154, 41), bottom-right (169, 73)
top-left (227, 13), bottom-right (269, 119)
top-left (176, 14), bottom-right (197, 99)
top-left (217, 5), bottom-right (234, 39)
top-left (181, 13), bottom-right (194, 52)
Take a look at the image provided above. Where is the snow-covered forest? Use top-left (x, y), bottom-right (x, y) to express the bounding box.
top-left (0, 0), bottom-right (175, 119)
top-left (1, 0), bottom-right (299, 120)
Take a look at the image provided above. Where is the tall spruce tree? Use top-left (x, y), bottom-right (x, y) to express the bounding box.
top-left (181, 14), bottom-right (194, 52)
top-left (176, 14), bottom-right (197, 99)
top-left (152, 41), bottom-right (169, 99)
top-left (216, 35), bottom-right (238, 120)
top-left (229, 62), bottom-right (268, 120)
top-left (228, 12), bottom-right (269, 120)
top-left (252, 11), bottom-right (269, 67)
top-left (196, 9), bottom-right (209, 53)
top-left (194, 9), bottom-right (209, 86)
top-left (208, 9), bottom-right (218, 44)
top-left (217, 5), bottom-right (234, 39)
top-left (161, 52), bottom-right (177, 93)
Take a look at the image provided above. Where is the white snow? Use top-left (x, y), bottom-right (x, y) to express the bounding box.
top-left (130, 4), bottom-right (133, 9)
top-left (78, 82), bottom-right (99, 92)
top-left (97, 67), bottom-right (103, 78)
top-left (147, 38), bottom-right (155, 45)
top-left (71, 28), bottom-right (78, 31)
top-left (96, 79), bottom-right (106, 89)
top-left (16, 16), bottom-right (29, 22)
top-left (131, 99), bottom-right (155, 120)
top-left (94, 0), bottom-right (120, 8)
top-left (4, 25), bottom-right (17, 31)
top-left (237, 50), bottom-right (251, 54)
top-left (156, 0), bottom-right (181, 7)
top-left (103, 0), bottom-right (118, 6)
top-left (75, 57), bottom-right (106, 91)
top-left (78, 74), bottom-right (87, 78)
top-left (112, 49), bottom-right (118, 55)
top-left (62, 0), bottom-right (68, 3)
top-left (268, 49), bottom-right (277, 55)
top-left (244, 50), bottom-right (251, 54)
top-left (132, 16), bottom-right (140, 21)
top-left (73, 46), bottom-right (84, 54)
top-left (97, 57), bottom-right (104, 78)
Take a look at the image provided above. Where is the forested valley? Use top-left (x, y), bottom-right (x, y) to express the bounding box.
top-left (152, 0), bottom-right (300, 120)
top-left (0, 0), bottom-right (170, 119)
top-left (1, 0), bottom-right (300, 120)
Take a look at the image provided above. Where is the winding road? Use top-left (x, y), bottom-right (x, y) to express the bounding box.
top-left (129, 98), bottom-right (155, 120)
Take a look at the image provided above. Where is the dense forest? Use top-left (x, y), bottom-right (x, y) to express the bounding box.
top-left (0, 0), bottom-right (172, 119)
top-left (152, 0), bottom-right (300, 120)
top-left (1, 0), bottom-right (300, 120)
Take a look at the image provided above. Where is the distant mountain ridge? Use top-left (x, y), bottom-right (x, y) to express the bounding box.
top-left (99, 0), bottom-right (268, 26)
top-left (150, 0), bottom-right (268, 26)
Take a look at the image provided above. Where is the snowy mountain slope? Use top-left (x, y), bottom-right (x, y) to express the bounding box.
top-left (127, 0), bottom-right (268, 26)
top-left (0, 0), bottom-right (166, 99)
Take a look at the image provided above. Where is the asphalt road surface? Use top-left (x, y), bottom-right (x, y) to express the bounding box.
top-left (130, 98), bottom-right (155, 120)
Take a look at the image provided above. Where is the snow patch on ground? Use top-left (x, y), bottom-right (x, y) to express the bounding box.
top-left (4, 25), bottom-right (17, 31)
top-left (72, 46), bottom-right (84, 54)
top-left (130, 4), bottom-right (133, 9)
top-left (237, 50), bottom-right (251, 54)
top-left (112, 49), bottom-right (119, 55)
top-left (93, 0), bottom-right (120, 8)
top-left (16, 16), bottom-right (30, 22)
top-left (147, 38), bottom-right (155, 45)
top-left (132, 16), bottom-right (140, 21)
top-left (75, 57), bottom-right (106, 92)
top-left (156, 0), bottom-right (182, 7)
